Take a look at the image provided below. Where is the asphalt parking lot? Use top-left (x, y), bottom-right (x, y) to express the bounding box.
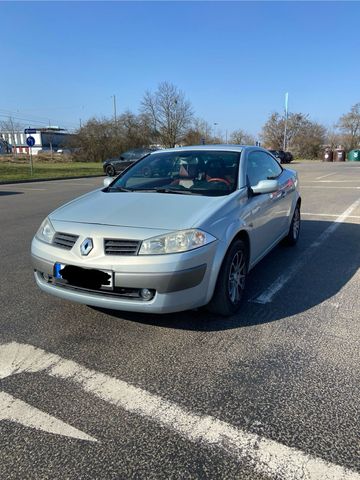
top-left (0, 161), bottom-right (359, 480)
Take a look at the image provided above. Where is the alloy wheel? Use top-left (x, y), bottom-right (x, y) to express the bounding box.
top-left (292, 207), bottom-right (300, 240)
top-left (228, 250), bottom-right (246, 304)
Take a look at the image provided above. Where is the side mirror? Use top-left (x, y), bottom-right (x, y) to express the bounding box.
top-left (119, 156), bottom-right (125, 160)
top-left (251, 179), bottom-right (279, 195)
top-left (103, 177), bottom-right (113, 188)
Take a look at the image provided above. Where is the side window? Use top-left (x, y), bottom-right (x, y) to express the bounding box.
top-left (246, 151), bottom-right (282, 186)
top-left (120, 151), bottom-right (131, 160)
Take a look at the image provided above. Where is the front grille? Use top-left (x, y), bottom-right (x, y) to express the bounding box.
top-left (55, 282), bottom-right (150, 300)
top-left (53, 232), bottom-right (79, 250)
top-left (37, 272), bottom-right (152, 301)
top-left (104, 238), bottom-right (140, 256)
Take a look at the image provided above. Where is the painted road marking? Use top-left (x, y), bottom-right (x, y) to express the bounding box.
top-left (0, 187), bottom-right (48, 191)
top-left (308, 180), bottom-right (360, 183)
top-left (60, 182), bottom-right (98, 186)
top-left (0, 391), bottom-right (97, 442)
top-left (315, 172), bottom-right (337, 180)
top-left (252, 198), bottom-right (360, 304)
top-left (301, 186), bottom-right (360, 189)
top-left (302, 212), bottom-right (360, 219)
top-left (0, 342), bottom-right (359, 480)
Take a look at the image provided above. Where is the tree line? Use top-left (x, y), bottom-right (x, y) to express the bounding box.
top-left (2, 82), bottom-right (360, 160)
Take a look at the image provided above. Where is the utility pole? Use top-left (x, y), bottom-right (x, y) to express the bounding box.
top-left (283, 92), bottom-right (289, 151)
top-left (111, 95), bottom-right (117, 123)
top-left (79, 118), bottom-right (82, 129)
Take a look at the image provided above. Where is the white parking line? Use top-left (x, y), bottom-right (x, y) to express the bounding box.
top-left (301, 186), bottom-right (360, 189)
top-left (60, 182), bottom-right (98, 186)
top-left (0, 187), bottom-right (47, 191)
top-left (302, 212), bottom-right (360, 219)
top-left (252, 198), bottom-right (360, 304)
top-left (315, 172), bottom-right (337, 180)
top-left (0, 391), bottom-right (97, 442)
top-left (1, 341), bottom-right (359, 480)
top-left (308, 180), bottom-right (360, 183)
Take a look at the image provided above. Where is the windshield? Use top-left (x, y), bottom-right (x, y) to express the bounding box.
top-left (107, 150), bottom-right (241, 196)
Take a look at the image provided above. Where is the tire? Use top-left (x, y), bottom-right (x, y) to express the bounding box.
top-left (105, 164), bottom-right (116, 177)
top-left (284, 204), bottom-right (301, 246)
top-left (207, 239), bottom-right (248, 317)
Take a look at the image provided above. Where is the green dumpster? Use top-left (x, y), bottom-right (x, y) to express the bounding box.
top-left (348, 149), bottom-right (360, 161)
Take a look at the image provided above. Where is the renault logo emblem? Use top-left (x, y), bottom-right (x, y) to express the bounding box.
top-left (80, 238), bottom-right (93, 256)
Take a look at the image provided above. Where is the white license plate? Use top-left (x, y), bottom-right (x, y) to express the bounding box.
top-left (54, 263), bottom-right (114, 289)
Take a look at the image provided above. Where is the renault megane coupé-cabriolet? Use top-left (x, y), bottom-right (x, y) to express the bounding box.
top-left (32, 145), bottom-right (300, 316)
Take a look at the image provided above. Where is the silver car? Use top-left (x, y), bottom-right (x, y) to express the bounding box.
top-left (31, 146), bottom-right (301, 316)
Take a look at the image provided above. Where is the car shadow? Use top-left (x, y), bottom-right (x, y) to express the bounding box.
top-left (94, 219), bottom-right (360, 331)
top-left (0, 191), bottom-right (23, 196)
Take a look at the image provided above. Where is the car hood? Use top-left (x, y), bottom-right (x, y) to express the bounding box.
top-left (50, 189), bottom-right (230, 231)
top-left (103, 158), bottom-right (118, 164)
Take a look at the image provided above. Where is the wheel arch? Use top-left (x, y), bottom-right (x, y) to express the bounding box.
top-left (229, 230), bottom-right (251, 269)
top-left (205, 228), bottom-right (251, 305)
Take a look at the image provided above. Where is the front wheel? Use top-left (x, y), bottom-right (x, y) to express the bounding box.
top-left (284, 204), bottom-right (301, 246)
top-left (105, 164), bottom-right (116, 177)
top-left (207, 239), bottom-right (248, 317)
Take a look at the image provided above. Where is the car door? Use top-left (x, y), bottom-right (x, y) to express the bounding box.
top-left (244, 150), bottom-right (291, 265)
top-left (115, 151), bottom-right (133, 172)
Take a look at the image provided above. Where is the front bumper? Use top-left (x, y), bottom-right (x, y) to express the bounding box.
top-left (31, 238), bottom-right (218, 314)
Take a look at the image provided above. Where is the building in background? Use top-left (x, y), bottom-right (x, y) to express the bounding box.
top-left (0, 127), bottom-right (73, 155)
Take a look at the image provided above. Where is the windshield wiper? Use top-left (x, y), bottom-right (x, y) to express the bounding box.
top-left (153, 187), bottom-right (201, 195)
top-left (109, 186), bottom-right (201, 195)
top-left (107, 186), bottom-right (133, 192)
top-left (126, 187), bottom-right (199, 195)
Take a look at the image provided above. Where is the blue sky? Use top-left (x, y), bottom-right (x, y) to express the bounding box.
top-left (1, 1), bottom-right (360, 137)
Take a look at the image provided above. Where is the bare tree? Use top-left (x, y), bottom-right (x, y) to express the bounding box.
top-left (0, 116), bottom-right (23, 134)
top-left (72, 112), bottom-right (154, 162)
top-left (261, 112), bottom-right (307, 150)
top-left (70, 117), bottom-right (125, 162)
top-left (294, 120), bottom-right (326, 158)
top-left (229, 129), bottom-right (255, 145)
top-left (119, 110), bottom-right (153, 148)
top-left (261, 112), bottom-right (326, 158)
top-left (141, 82), bottom-right (193, 147)
top-left (182, 118), bottom-right (213, 145)
top-left (0, 116), bottom-right (23, 153)
top-left (324, 126), bottom-right (342, 149)
top-left (337, 103), bottom-right (360, 150)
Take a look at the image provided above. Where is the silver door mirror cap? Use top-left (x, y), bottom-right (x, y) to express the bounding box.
top-left (251, 179), bottom-right (279, 194)
top-left (103, 177), bottom-right (114, 188)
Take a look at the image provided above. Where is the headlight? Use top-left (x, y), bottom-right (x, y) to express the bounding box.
top-left (35, 217), bottom-right (55, 244)
top-left (139, 229), bottom-right (216, 255)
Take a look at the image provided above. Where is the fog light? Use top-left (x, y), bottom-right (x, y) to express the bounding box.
top-left (42, 273), bottom-right (50, 282)
top-left (140, 288), bottom-right (154, 301)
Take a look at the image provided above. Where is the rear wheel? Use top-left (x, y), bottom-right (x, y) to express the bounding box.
top-left (207, 239), bottom-right (248, 317)
top-left (284, 204), bottom-right (301, 245)
top-left (106, 164), bottom-right (116, 177)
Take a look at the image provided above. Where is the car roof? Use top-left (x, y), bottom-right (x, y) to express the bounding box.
top-left (150, 144), bottom-right (264, 155)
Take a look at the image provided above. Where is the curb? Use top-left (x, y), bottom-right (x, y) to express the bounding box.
top-left (0, 174), bottom-right (104, 186)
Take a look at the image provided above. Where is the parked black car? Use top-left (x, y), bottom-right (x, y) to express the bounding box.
top-left (268, 150), bottom-right (293, 164)
top-left (103, 147), bottom-right (157, 176)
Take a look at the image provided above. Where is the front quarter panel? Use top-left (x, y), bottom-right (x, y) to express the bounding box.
top-left (197, 188), bottom-right (251, 304)
top-left (283, 167), bottom-right (301, 227)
